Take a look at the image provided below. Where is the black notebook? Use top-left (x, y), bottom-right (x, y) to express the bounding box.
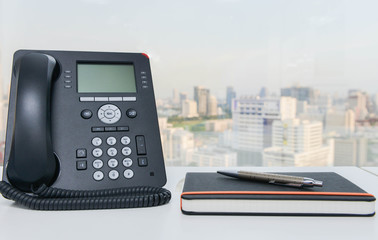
top-left (181, 172), bottom-right (376, 216)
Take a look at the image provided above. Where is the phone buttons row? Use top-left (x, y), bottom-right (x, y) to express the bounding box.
top-left (93, 169), bottom-right (134, 181)
top-left (92, 136), bottom-right (130, 146)
top-left (92, 147), bottom-right (131, 157)
top-left (92, 158), bottom-right (133, 169)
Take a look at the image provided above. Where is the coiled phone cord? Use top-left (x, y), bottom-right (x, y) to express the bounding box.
top-left (0, 181), bottom-right (171, 210)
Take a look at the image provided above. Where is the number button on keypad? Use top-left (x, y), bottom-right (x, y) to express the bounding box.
top-left (92, 137), bottom-right (102, 146)
top-left (122, 158), bottom-right (133, 167)
top-left (123, 169), bottom-right (134, 179)
top-left (107, 147), bottom-right (117, 157)
top-left (93, 171), bottom-right (104, 181)
top-left (109, 170), bottom-right (119, 180)
top-left (92, 148), bottom-right (103, 157)
top-left (93, 159), bottom-right (104, 169)
top-left (122, 147), bottom-right (132, 156)
top-left (121, 136), bottom-right (131, 145)
top-left (107, 136), bottom-right (116, 146)
top-left (108, 158), bottom-right (118, 168)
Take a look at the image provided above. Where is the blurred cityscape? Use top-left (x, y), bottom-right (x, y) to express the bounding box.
top-left (157, 85), bottom-right (378, 167)
top-left (1, 83), bottom-right (378, 167)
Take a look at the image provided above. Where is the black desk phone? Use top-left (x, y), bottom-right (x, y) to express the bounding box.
top-left (0, 50), bottom-right (171, 210)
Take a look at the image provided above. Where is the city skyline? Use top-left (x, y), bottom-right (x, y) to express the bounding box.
top-left (1, 82), bottom-right (378, 167)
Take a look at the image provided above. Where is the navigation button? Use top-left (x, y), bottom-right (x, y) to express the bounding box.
top-left (104, 109), bottom-right (115, 119)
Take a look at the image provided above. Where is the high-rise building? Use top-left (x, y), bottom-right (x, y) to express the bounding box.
top-left (333, 136), bottom-right (378, 167)
top-left (259, 87), bottom-right (268, 98)
top-left (161, 127), bottom-right (194, 166)
top-left (189, 146), bottom-right (237, 167)
top-left (207, 95), bottom-right (218, 116)
top-left (263, 119), bottom-right (330, 166)
top-left (179, 92), bottom-right (188, 106)
top-left (172, 88), bottom-right (180, 105)
top-left (231, 96), bottom-right (296, 166)
top-left (226, 86), bottom-right (236, 114)
top-left (325, 109), bottom-right (355, 135)
top-left (348, 90), bottom-right (369, 120)
top-left (181, 100), bottom-right (198, 118)
top-left (281, 86), bottom-right (315, 104)
top-left (194, 86), bottom-right (210, 116)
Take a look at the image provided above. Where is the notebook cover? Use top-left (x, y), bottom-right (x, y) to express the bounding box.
top-left (181, 172), bottom-right (376, 216)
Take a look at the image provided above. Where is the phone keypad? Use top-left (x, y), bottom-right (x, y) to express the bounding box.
top-left (88, 135), bottom-right (141, 181)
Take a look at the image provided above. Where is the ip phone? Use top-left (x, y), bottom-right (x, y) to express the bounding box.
top-left (0, 50), bottom-right (171, 210)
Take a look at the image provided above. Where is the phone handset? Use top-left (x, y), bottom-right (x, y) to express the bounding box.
top-left (0, 52), bottom-right (171, 210)
top-left (7, 53), bottom-right (58, 192)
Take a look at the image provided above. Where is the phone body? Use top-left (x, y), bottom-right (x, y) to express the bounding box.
top-left (2, 50), bottom-right (167, 193)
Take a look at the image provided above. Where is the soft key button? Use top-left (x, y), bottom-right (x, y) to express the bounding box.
top-left (109, 97), bottom-right (122, 101)
top-left (95, 97), bottom-right (109, 101)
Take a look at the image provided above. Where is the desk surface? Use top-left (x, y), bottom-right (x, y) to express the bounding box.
top-left (0, 166), bottom-right (377, 240)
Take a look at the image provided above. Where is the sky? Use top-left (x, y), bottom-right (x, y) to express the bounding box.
top-left (1, 0), bottom-right (378, 99)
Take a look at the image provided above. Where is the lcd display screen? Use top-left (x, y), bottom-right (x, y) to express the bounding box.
top-left (77, 63), bottom-right (136, 93)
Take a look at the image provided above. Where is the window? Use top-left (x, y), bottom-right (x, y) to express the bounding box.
top-left (1, 0), bottom-right (378, 167)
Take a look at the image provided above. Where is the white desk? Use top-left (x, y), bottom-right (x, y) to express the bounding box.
top-left (1, 167), bottom-right (377, 240)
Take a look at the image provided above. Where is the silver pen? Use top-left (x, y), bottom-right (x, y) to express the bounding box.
top-left (217, 170), bottom-right (323, 188)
